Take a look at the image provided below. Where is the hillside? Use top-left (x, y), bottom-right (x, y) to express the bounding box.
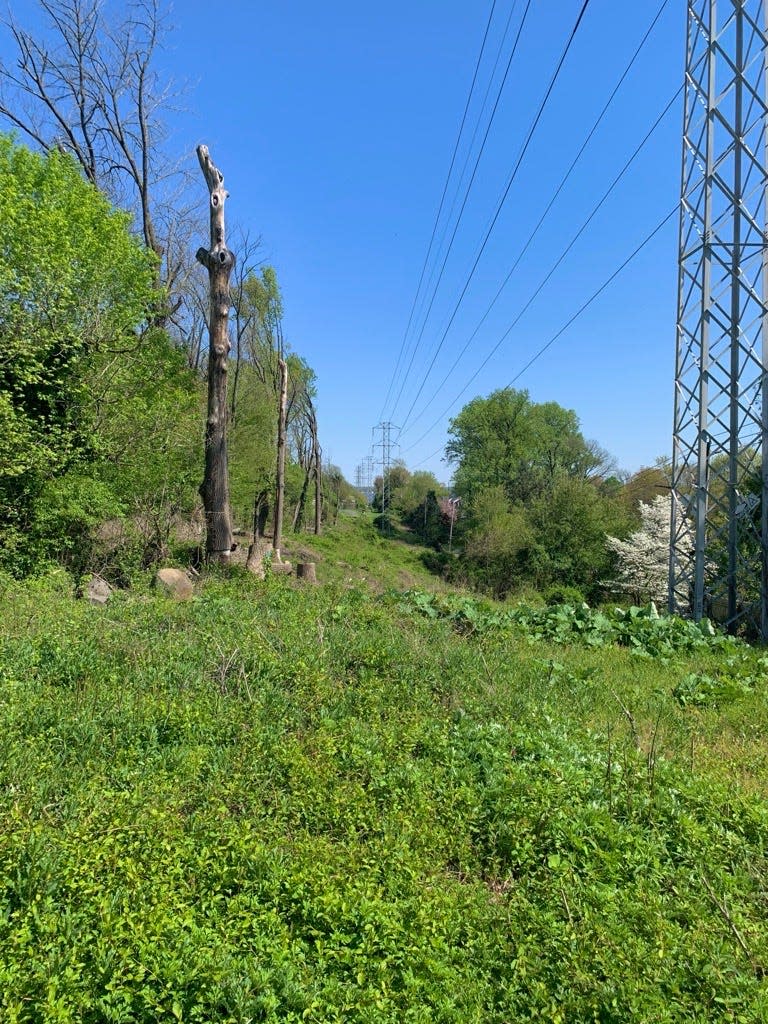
top-left (1, 518), bottom-right (767, 1022)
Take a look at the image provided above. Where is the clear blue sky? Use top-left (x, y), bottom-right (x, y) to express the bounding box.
top-left (12, 0), bottom-right (687, 486)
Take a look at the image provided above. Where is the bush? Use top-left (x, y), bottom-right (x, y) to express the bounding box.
top-left (543, 584), bottom-right (586, 607)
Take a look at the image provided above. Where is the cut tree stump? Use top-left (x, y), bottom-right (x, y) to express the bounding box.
top-left (271, 561), bottom-right (293, 576)
top-left (296, 562), bottom-right (317, 584)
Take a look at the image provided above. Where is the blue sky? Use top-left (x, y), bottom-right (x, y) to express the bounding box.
top-left (11, 0), bottom-right (687, 485)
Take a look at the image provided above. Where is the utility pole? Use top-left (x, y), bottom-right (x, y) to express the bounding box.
top-left (670, 0), bottom-right (768, 638)
top-left (373, 422), bottom-right (399, 534)
top-left (447, 497), bottom-right (461, 553)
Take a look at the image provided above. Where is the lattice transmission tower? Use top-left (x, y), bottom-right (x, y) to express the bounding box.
top-left (670, 0), bottom-right (768, 638)
top-left (354, 456), bottom-right (375, 505)
top-left (373, 422), bottom-right (399, 534)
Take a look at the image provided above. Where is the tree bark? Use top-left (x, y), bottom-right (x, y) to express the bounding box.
top-left (293, 463), bottom-right (310, 532)
top-left (314, 442), bottom-right (322, 536)
top-left (273, 357), bottom-right (288, 560)
top-left (196, 144), bottom-right (234, 563)
top-left (246, 488), bottom-right (270, 576)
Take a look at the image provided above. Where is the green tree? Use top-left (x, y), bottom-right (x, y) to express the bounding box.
top-left (528, 477), bottom-right (629, 598)
top-left (396, 470), bottom-right (448, 518)
top-left (620, 464), bottom-right (670, 517)
top-left (447, 388), bottom-right (627, 599)
top-left (0, 135), bottom-right (157, 572)
top-left (446, 388), bottom-right (612, 506)
top-left (93, 328), bottom-right (203, 568)
top-left (463, 487), bottom-right (533, 598)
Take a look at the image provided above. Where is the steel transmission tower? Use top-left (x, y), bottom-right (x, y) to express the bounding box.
top-left (671, 0), bottom-right (768, 637)
top-left (354, 456), bottom-right (375, 505)
top-left (363, 455), bottom-right (375, 505)
top-left (373, 422), bottom-right (399, 533)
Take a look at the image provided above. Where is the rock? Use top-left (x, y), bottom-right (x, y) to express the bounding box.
top-left (156, 567), bottom-right (194, 600)
top-left (86, 574), bottom-right (112, 606)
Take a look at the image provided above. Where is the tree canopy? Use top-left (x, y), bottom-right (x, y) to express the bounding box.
top-left (445, 388), bottom-right (628, 598)
top-left (446, 388), bottom-right (613, 507)
top-left (0, 135), bottom-right (159, 568)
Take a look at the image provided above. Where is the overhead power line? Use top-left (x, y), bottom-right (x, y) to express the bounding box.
top-left (397, 0), bottom-right (593, 434)
top-left (386, 0), bottom-right (534, 422)
top-left (402, 82), bottom-right (682, 437)
top-left (378, 0), bottom-right (499, 422)
top-left (406, 0), bottom-right (520, 351)
top-left (400, 0), bottom-right (671, 433)
top-left (505, 207), bottom-right (677, 386)
top-left (406, 205), bottom-right (678, 468)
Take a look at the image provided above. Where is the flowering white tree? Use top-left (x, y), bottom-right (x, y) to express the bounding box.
top-left (607, 494), bottom-right (686, 605)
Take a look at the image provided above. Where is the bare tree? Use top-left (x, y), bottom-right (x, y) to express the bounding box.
top-left (313, 430), bottom-right (322, 536)
top-left (195, 144), bottom-right (234, 563)
top-left (273, 357), bottom-right (288, 561)
top-left (290, 381), bottom-right (320, 534)
top-left (228, 231), bottom-right (263, 424)
top-left (0, 0), bottom-right (191, 314)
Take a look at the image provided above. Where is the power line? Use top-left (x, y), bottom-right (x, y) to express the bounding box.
top-left (377, 0), bottom-right (499, 422)
top-left (402, 81), bottom-right (682, 437)
top-left (401, 0), bottom-right (671, 433)
top-left (406, 0), bottom-right (520, 354)
top-left (406, 206), bottom-right (678, 469)
top-left (505, 207), bottom-right (677, 387)
top-left (386, 0), bottom-right (534, 422)
top-left (397, 0), bottom-right (593, 434)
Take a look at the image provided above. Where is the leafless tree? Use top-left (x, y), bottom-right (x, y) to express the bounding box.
top-left (292, 393), bottom-right (321, 535)
top-left (196, 144), bottom-right (234, 563)
top-left (228, 230), bottom-right (263, 423)
top-left (0, 0), bottom-right (193, 316)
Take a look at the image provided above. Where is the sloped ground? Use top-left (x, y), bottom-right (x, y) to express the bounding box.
top-left (0, 549), bottom-right (767, 1021)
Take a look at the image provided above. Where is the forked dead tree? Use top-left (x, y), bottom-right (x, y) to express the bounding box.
top-left (196, 144), bottom-right (234, 563)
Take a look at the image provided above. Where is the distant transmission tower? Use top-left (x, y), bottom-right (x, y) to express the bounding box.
top-left (354, 456), bottom-right (376, 505)
top-left (373, 422), bottom-right (399, 534)
top-left (670, 0), bottom-right (768, 638)
top-left (363, 455), bottom-right (374, 504)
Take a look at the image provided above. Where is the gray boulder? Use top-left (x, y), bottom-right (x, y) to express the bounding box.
top-left (156, 567), bottom-right (194, 600)
top-left (86, 575), bottom-right (112, 606)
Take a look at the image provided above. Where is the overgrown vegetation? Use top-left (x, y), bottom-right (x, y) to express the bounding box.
top-left (1, 7), bottom-right (767, 1020)
top-left (0, 554), bottom-right (767, 1020)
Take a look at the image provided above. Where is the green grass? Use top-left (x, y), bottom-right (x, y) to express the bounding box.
top-left (280, 512), bottom-right (449, 593)
top-left (0, 533), bottom-right (767, 1022)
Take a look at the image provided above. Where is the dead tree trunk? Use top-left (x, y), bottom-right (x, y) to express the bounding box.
top-left (273, 357), bottom-right (288, 560)
top-left (196, 145), bottom-right (235, 563)
top-left (246, 488), bottom-right (270, 575)
top-left (293, 462), bottom-right (310, 533)
top-left (313, 441), bottom-right (322, 536)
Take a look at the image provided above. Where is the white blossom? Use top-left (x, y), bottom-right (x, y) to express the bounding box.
top-left (606, 494), bottom-right (689, 605)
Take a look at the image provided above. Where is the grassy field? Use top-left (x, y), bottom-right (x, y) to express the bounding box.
top-left (1, 519), bottom-right (767, 1022)
top-left (278, 511), bottom-right (447, 593)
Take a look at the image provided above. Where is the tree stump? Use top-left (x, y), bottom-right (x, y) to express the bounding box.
top-left (296, 562), bottom-right (317, 584)
top-left (271, 560), bottom-right (293, 576)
